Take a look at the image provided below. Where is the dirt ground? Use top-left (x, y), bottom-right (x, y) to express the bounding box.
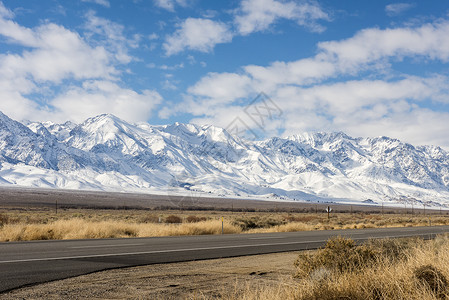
top-left (0, 252), bottom-right (300, 299)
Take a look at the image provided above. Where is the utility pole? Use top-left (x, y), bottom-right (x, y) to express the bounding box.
top-left (326, 206), bottom-right (331, 220)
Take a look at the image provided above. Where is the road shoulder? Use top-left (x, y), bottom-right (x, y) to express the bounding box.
top-left (1, 251), bottom-right (300, 299)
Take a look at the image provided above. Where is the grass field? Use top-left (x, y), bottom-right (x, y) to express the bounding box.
top-left (0, 207), bottom-right (448, 241)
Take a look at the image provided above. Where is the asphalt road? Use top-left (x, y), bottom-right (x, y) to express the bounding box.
top-left (1, 225), bottom-right (449, 293)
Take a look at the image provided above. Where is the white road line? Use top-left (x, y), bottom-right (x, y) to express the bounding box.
top-left (69, 243), bottom-right (144, 249)
top-left (344, 232), bottom-right (367, 235)
top-left (248, 237), bottom-right (286, 240)
top-left (0, 233), bottom-right (433, 264)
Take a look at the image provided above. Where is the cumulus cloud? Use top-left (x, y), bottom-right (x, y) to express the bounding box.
top-left (163, 0), bottom-right (329, 55)
top-left (51, 81), bottom-right (162, 123)
top-left (0, 2), bottom-right (162, 123)
top-left (385, 3), bottom-right (414, 16)
top-left (188, 72), bottom-right (253, 104)
top-left (234, 0), bottom-right (329, 35)
top-left (163, 18), bottom-right (233, 56)
top-left (0, 10), bottom-right (115, 83)
top-left (170, 18), bottom-right (449, 148)
top-left (318, 20), bottom-right (449, 72)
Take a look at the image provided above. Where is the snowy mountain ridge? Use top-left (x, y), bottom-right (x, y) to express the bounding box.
top-left (1, 111), bottom-right (449, 207)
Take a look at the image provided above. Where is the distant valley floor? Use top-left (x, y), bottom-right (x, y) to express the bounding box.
top-left (0, 186), bottom-right (429, 214)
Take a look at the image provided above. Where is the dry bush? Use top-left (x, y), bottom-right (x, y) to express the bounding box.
top-left (232, 216), bottom-right (285, 230)
top-left (365, 237), bottom-right (417, 262)
top-left (294, 237), bottom-right (379, 278)
top-left (137, 214), bottom-right (160, 223)
top-left (0, 213), bottom-right (9, 226)
top-left (165, 215), bottom-right (182, 224)
top-left (414, 265), bottom-right (448, 298)
top-left (186, 215), bottom-right (207, 223)
top-left (294, 237), bottom-right (421, 279)
top-left (220, 235), bottom-right (449, 300)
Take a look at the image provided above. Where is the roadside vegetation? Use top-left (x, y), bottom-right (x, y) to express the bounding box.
top-left (0, 207), bottom-right (448, 241)
top-left (219, 235), bottom-right (449, 300)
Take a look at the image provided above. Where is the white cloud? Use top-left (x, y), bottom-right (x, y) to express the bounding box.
top-left (0, 17), bottom-right (113, 83)
top-left (187, 72), bottom-right (253, 105)
top-left (84, 11), bottom-right (140, 64)
top-left (0, 2), bottom-right (163, 123)
top-left (148, 33), bottom-right (159, 40)
top-left (385, 3), bottom-right (414, 16)
top-left (234, 0), bottom-right (329, 35)
top-left (163, 18), bottom-right (233, 56)
top-left (0, 1), bottom-right (13, 18)
top-left (238, 19), bottom-right (449, 90)
top-left (81, 0), bottom-right (110, 7)
top-left (154, 0), bottom-right (188, 12)
top-left (162, 0), bottom-right (329, 55)
top-left (162, 79), bottom-right (178, 90)
top-left (146, 62), bottom-right (184, 70)
top-left (318, 20), bottom-right (449, 73)
top-left (159, 73), bottom-right (252, 118)
top-left (273, 76), bottom-right (448, 127)
top-left (172, 18), bottom-right (449, 148)
top-left (244, 56), bottom-right (336, 91)
top-left (50, 81), bottom-right (162, 123)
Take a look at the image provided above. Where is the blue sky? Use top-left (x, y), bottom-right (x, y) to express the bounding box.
top-left (1, 0), bottom-right (449, 147)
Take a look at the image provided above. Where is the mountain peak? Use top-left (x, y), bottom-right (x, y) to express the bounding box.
top-left (0, 111), bottom-right (449, 207)
top-left (83, 113), bottom-right (128, 126)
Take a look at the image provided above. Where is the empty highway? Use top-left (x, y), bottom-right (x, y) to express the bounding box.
top-left (1, 225), bottom-right (449, 293)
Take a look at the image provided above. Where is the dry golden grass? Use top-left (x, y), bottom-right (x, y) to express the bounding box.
top-left (217, 235), bottom-right (449, 300)
top-left (0, 207), bottom-right (448, 241)
top-left (0, 219), bottom-right (242, 241)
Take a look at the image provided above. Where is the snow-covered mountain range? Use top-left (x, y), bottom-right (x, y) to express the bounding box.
top-left (1, 111), bottom-right (449, 207)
